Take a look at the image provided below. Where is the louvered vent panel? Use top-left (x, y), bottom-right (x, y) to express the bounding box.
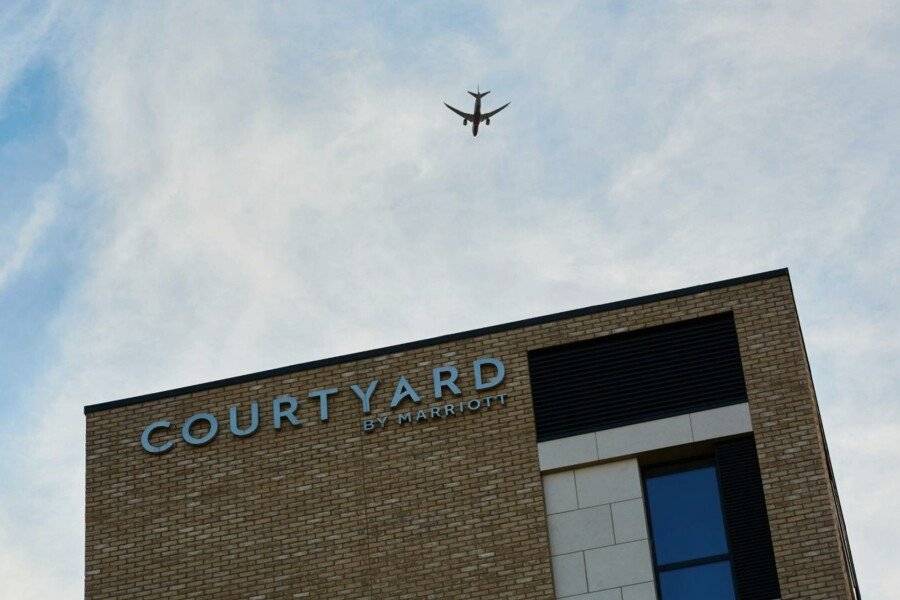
top-left (716, 437), bottom-right (782, 600)
top-left (528, 312), bottom-right (747, 442)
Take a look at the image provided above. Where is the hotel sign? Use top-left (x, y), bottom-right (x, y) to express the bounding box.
top-left (140, 357), bottom-right (507, 454)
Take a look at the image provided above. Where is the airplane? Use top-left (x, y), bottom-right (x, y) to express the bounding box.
top-left (444, 86), bottom-right (510, 137)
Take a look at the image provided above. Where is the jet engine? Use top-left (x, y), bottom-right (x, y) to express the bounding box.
top-left (485, 118), bottom-right (490, 125)
top-left (463, 119), bottom-right (467, 125)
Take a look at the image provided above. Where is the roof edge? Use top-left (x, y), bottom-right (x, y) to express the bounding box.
top-left (84, 268), bottom-right (789, 415)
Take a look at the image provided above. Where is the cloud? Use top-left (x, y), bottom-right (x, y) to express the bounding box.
top-left (0, 1), bottom-right (61, 103)
top-left (1, 1), bottom-right (898, 597)
top-left (0, 522), bottom-right (59, 598)
top-left (0, 194), bottom-right (55, 291)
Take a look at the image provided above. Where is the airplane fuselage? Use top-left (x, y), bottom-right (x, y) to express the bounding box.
top-left (471, 97), bottom-right (481, 136)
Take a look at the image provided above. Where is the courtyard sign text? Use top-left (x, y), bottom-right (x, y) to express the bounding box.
top-left (140, 357), bottom-right (507, 454)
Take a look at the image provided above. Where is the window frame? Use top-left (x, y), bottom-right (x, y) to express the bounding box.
top-left (642, 458), bottom-right (739, 599)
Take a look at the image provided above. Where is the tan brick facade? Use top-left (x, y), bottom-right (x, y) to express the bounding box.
top-left (85, 271), bottom-right (856, 599)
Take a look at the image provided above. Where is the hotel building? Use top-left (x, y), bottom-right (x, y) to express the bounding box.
top-left (84, 269), bottom-right (859, 599)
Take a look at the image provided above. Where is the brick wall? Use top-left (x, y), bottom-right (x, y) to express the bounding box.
top-left (85, 271), bottom-right (855, 599)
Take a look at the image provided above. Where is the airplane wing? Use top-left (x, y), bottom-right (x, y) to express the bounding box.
top-left (444, 103), bottom-right (475, 120)
top-left (481, 102), bottom-right (510, 120)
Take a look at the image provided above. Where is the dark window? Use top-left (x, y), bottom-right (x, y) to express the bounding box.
top-left (715, 438), bottom-right (781, 599)
top-left (528, 313), bottom-right (747, 442)
top-left (645, 462), bottom-right (736, 600)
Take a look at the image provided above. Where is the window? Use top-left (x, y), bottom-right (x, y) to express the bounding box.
top-left (644, 462), bottom-right (736, 600)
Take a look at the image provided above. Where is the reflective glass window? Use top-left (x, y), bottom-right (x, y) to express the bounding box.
top-left (645, 465), bottom-right (728, 565)
top-left (645, 462), bottom-right (736, 600)
top-left (658, 561), bottom-right (736, 600)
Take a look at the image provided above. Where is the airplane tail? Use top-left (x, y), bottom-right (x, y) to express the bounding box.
top-left (468, 89), bottom-right (490, 98)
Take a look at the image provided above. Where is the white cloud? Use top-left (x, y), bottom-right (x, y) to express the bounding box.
top-left (0, 522), bottom-right (62, 598)
top-left (0, 192), bottom-right (56, 291)
top-left (2, 1), bottom-right (898, 597)
top-left (0, 1), bottom-right (60, 103)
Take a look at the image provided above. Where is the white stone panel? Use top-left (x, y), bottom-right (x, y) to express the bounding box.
top-left (543, 471), bottom-right (579, 514)
top-left (539, 433), bottom-right (599, 471)
top-left (621, 582), bottom-right (657, 600)
top-left (538, 405), bottom-right (756, 475)
top-left (611, 498), bottom-right (648, 544)
top-left (575, 459), bottom-right (642, 508)
top-left (595, 416), bottom-right (692, 460)
top-left (690, 403), bottom-right (752, 441)
top-left (584, 540), bottom-right (654, 591)
top-left (548, 506), bottom-right (614, 555)
top-left (552, 552), bottom-right (588, 598)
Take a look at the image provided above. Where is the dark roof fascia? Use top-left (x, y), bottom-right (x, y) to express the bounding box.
top-left (84, 268), bottom-right (789, 415)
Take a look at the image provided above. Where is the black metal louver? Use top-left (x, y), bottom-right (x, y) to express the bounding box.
top-left (716, 437), bottom-right (782, 599)
top-left (528, 312), bottom-right (747, 442)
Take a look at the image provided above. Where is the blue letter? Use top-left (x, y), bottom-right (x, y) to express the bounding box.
top-left (390, 376), bottom-right (421, 408)
top-left (181, 413), bottom-right (219, 447)
top-left (351, 380), bottom-right (378, 415)
top-left (474, 357), bottom-right (506, 390)
top-left (229, 402), bottom-right (259, 438)
top-left (273, 394), bottom-right (302, 429)
top-left (141, 420), bottom-right (174, 454)
top-left (432, 366), bottom-right (461, 399)
top-left (308, 387), bottom-right (339, 422)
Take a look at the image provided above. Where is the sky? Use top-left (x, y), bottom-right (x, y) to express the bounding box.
top-left (0, 1), bottom-right (897, 597)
